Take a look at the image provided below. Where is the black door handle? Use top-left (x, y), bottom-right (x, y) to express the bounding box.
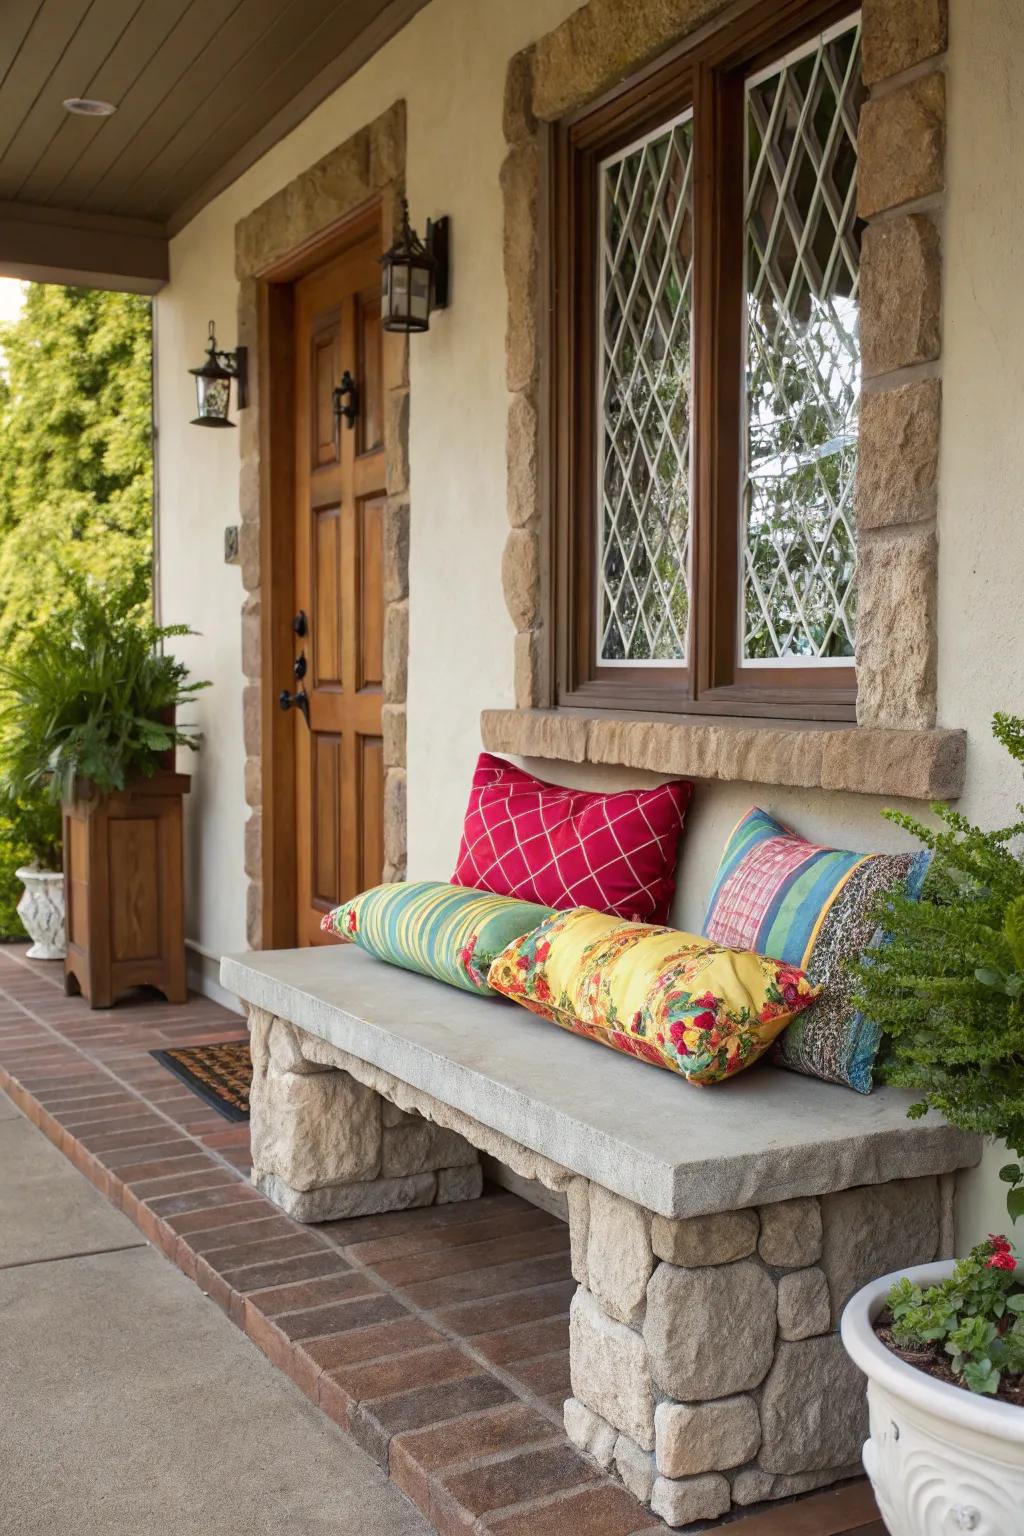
top-left (279, 687), bottom-right (310, 725)
top-left (333, 370), bottom-right (358, 430)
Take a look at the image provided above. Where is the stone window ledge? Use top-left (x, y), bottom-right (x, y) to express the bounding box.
top-left (480, 708), bottom-right (965, 802)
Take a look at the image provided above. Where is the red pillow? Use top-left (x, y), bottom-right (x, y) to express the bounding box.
top-left (452, 753), bottom-right (693, 923)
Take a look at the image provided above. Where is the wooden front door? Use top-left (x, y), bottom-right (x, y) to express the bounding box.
top-left (291, 234), bottom-right (386, 945)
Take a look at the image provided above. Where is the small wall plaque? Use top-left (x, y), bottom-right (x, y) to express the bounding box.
top-left (224, 525), bottom-right (240, 564)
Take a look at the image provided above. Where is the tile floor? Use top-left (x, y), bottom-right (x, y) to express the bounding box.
top-left (0, 944), bottom-right (882, 1536)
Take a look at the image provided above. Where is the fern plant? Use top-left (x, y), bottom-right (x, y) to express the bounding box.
top-left (0, 577), bottom-right (210, 806)
top-left (853, 713), bottom-right (1024, 1223)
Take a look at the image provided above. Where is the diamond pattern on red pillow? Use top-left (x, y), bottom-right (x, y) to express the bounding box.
top-left (452, 753), bottom-right (693, 923)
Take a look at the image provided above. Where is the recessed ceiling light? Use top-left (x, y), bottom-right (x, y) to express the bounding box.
top-left (62, 97), bottom-right (117, 117)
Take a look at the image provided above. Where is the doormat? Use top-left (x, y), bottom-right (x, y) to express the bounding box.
top-left (150, 1040), bottom-right (251, 1122)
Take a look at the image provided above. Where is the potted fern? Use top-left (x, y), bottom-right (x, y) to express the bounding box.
top-left (0, 581), bottom-right (209, 1003)
top-left (839, 713), bottom-right (1024, 1532)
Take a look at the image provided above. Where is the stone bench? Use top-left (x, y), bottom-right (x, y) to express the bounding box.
top-left (221, 943), bottom-right (981, 1527)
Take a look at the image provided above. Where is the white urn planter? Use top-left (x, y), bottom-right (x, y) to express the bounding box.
top-left (15, 866), bottom-right (66, 960)
top-left (841, 1260), bottom-right (1024, 1536)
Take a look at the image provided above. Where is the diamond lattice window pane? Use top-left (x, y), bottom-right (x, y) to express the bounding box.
top-left (598, 112), bottom-right (694, 665)
top-left (742, 20), bottom-right (864, 664)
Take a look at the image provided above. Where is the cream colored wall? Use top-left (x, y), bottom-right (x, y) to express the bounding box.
top-left (932, 0), bottom-right (1024, 1249)
top-left (156, 0), bottom-right (1024, 1246)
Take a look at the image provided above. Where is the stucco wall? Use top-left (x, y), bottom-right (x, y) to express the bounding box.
top-left (156, 0), bottom-right (1024, 1247)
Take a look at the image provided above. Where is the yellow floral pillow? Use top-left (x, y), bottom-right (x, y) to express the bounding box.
top-left (487, 908), bottom-right (820, 1086)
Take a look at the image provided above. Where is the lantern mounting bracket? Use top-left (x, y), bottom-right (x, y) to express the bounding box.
top-left (426, 216), bottom-right (450, 310)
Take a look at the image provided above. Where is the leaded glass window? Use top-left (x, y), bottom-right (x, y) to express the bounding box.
top-left (597, 113), bottom-right (694, 665)
top-left (553, 4), bottom-right (863, 718)
top-left (742, 19), bottom-right (864, 663)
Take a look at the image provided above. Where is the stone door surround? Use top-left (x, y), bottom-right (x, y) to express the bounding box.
top-left (234, 102), bottom-right (411, 950)
top-left (497, 0), bottom-right (955, 799)
top-left (223, 941), bottom-right (978, 1524)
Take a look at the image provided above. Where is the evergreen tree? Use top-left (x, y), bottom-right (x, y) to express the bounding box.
top-left (0, 284), bottom-right (153, 932)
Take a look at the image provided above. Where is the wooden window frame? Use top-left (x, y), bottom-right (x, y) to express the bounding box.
top-left (549, 0), bottom-right (860, 722)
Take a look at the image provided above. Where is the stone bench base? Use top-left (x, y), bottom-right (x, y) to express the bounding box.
top-left (249, 1007), bottom-right (483, 1220)
top-left (562, 1173), bottom-right (953, 1524)
top-left (246, 1004), bottom-right (954, 1527)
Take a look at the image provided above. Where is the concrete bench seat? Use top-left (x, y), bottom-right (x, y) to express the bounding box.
top-left (221, 943), bottom-right (981, 1527)
top-left (222, 944), bottom-right (976, 1221)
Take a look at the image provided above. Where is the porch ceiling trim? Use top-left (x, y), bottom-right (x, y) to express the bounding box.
top-left (0, 200), bottom-right (166, 295)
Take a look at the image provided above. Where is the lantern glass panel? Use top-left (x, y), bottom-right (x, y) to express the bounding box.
top-left (383, 259), bottom-right (431, 331)
top-left (196, 373), bottom-right (231, 422)
top-left (409, 266), bottom-right (431, 324)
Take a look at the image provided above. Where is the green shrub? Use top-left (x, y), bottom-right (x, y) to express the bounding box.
top-left (853, 713), bottom-right (1024, 1223)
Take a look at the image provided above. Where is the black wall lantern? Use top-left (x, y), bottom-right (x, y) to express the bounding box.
top-left (380, 198), bottom-right (450, 333)
top-left (190, 321), bottom-right (248, 427)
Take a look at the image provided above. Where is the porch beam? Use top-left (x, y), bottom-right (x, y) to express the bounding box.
top-left (0, 202), bottom-right (168, 295)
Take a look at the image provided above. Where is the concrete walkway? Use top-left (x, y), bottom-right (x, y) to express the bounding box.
top-left (0, 1095), bottom-right (429, 1536)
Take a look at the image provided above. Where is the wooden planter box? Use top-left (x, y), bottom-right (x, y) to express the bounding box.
top-left (63, 772), bottom-right (190, 1009)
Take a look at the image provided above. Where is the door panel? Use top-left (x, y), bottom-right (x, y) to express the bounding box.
top-left (292, 229), bottom-right (387, 945)
top-left (358, 496), bottom-right (384, 690)
top-left (359, 735), bottom-right (385, 891)
top-left (312, 734), bottom-right (342, 906)
top-left (312, 505), bottom-right (342, 686)
top-left (357, 287), bottom-right (383, 454)
top-left (312, 321), bottom-right (341, 469)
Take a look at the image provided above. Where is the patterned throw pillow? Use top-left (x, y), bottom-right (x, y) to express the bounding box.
top-left (320, 881), bottom-right (554, 996)
top-left (452, 752), bottom-right (693, 924)
top-left (702, 808), bottom-right (931, 1093)
top-left (487, 907), bottom-right (819, 1086)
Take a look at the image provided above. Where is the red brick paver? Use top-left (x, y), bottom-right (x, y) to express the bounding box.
top-left (0, 944), bottom-right (879, 1536)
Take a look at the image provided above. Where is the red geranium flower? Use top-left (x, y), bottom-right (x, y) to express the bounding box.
top-left (989, 1233), bottom-right (1013, 1253)
top-left (987, 1250), bottom-right (1016, 1272)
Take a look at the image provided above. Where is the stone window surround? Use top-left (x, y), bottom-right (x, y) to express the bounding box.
top-left (494, 0), bottom-right (964, 801)
top-left (234, 103), bottom-right (410, 949)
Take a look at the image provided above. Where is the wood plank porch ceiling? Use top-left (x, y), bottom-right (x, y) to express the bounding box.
top-left (0, 0), bottom-right (429, 289)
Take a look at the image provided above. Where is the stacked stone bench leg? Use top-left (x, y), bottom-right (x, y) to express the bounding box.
top-left (563, 1174), bottom-right (954, 1526)
top-left (248, 1008), bottom-right (484, 1220)
top-left (248, 1007), bottom-right (578, 1221)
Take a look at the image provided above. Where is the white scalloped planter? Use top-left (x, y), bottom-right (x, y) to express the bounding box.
top-left (15, 866), bottom-right (66, 961)
top-left (841, 1261), bottom-right (1024, 1536)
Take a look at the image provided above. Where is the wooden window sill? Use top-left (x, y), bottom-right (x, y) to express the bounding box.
top-left (480, 708), bottom-right (966, 801)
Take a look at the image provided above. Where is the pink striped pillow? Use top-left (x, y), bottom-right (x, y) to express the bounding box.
top-left (452, 753), bottom-right (693, 924)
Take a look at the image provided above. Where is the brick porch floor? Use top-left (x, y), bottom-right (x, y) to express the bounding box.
top-left (0, 943), bottom-right (882, 1536)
